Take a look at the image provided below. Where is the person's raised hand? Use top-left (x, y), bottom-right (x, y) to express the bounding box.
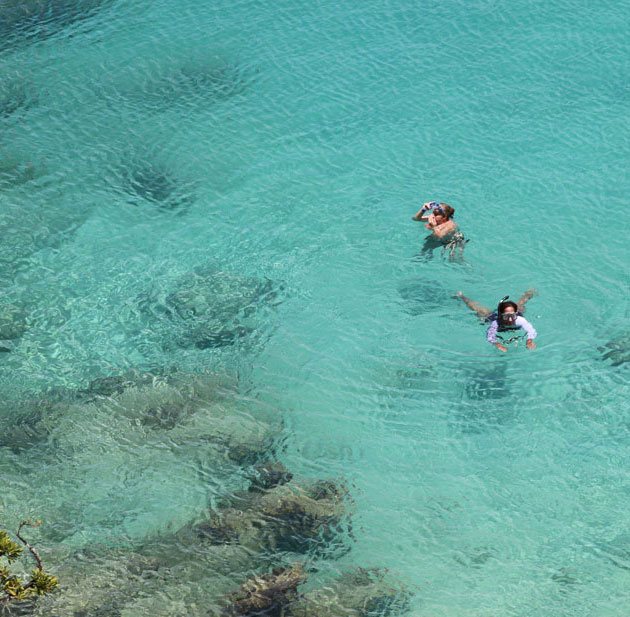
top-left (526, 339), bottom-right (536, 350)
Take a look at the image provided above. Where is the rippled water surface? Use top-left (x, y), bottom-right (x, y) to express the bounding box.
top-left (1, 0), bottom-right (628, 615)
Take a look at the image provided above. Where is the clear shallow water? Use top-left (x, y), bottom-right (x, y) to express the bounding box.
top-left (0, 0), bottom-right (628, 615)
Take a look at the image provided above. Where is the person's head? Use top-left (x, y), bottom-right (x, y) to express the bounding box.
top-left (497, 299), bottom-right (519, 325)
top-left (433, 203), bottom-right (454, 222)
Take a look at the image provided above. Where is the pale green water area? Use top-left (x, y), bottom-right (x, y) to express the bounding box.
top-left (1, 0), bottom-right (629, 615)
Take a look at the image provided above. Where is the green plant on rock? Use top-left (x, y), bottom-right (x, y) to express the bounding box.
top-left (0, 520), bottom-right (58, 606)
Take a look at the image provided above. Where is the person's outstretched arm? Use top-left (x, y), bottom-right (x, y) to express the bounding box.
top-left (486, 321), bottom-right (508, 352)
top-left (515, 316), bottom-right (537, 350)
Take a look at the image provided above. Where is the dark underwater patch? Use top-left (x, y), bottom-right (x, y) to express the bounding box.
top-left (0, 158), bottom-right (39, 190)
top-left (120, 160), bottom-right (196, 212)
top-left (462, 363), bottom-right (509, 401)
top-left (0, 76), bottom-right (38, 119)
top-left (0, 0), bottom-right (110, 51)
top-left (130, 60), bottom-right (250, 112)
top-left (397, 278), bottom-right (450, 315)
top-left (599, 332), bottom-right (630, 367)
top-left (138, 267), bottom-right (283, 351)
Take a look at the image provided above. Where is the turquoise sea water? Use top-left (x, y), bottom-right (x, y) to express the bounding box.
top-left (1, 0), bottom-right (629, 615)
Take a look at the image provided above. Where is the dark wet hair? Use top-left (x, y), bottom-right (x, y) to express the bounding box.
top-left (438, 204), bottom-right (455, 219)
top-left (497, 296), bottom-right (518, 315)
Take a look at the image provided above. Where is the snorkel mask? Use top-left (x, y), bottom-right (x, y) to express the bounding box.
top-left (497, 296), bottom-right (518, 323)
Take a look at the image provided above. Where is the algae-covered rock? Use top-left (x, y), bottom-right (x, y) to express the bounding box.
top-left (219, 566), bottom-right (410, 617)
top-left (79, 369), bottom-right (160, 398)
top-left (221, 563), bottom-right (306, 617)
top-left (193, 477), bottom-right (351, 555)
top-left (0, 397), bottom-right (60, 452)
top-left (292, 567), bottom-right (410, 617)
top-left (599, 332), bottom-right (630, 367)
top-left (248, 462), bottom-right (293, 493)
top-left (0, 302), bottom-right (28, 351)
top-left (139, 266), bottom-right (283, 350)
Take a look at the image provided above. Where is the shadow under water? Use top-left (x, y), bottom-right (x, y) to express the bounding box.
top-left (449, 363), bottom-right (518, 434)
top-left (0, 0), bottom-right (111, 51)
top-left (462, 363), bottom-right (509, 402)
top-left (397, 277), bottom-right (451, 316)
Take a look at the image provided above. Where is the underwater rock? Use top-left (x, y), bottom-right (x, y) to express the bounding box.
top-left (0, 398), bottom-right (60, 452)
top-left (79, 370), bottom-right (160, 398)
top-left (0, 370), bottom-right (274, 460)
top-left (248, 462), bottom-right (293, 493)
top-left (0, 196), bottom-right (88, 288)
top-left (120, 160), bottom-right (196, 212)
top-left (192, 477), bottom-right (350, 555)
top-left (292, 567), bottom-right (410, 617)
top-left (0, 0), bottom-right (110, 50)
top-left (221, 563), bottom-right (306, 617)
top-left (594, 534), bottom-right (630, 571)
top-left (82, 369), bottom-right (275, 442)
top-left (0, 303), bottom-right (28, 349)
top-left (140, 400), bottom-right (189, 430)
top-left (0, 77), bottom-right (37, 119)
top-left (550, 567), bottom-right (580, 589)
top-left (397, 278), bottom-right (450, 315)
top-left (86, 370), bottom-right (283, 468)
top-left (599, 332), bottom-right (630, 366)
top-left (139, 267), bottom-right (283, 350)
top-left (0, 157), bottom-right (39, 190)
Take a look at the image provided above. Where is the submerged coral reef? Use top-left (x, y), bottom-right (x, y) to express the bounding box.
top-left (0, 303), bottom-right (28, 352)
top-left (191, 475), bottom-right (351, 555)
top-left (599, 332), bottom-right (630, 366)
top-left (138, 266), bottom-right (283, 350)
top-left (219, 564), bottom-right (410, 617)
top-left (1, 365), bottom-right (408, 617)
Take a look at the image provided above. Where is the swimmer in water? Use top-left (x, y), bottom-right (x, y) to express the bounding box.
top-left (412, 201), bottom-right (458, 240)
top-left (412, 201), bottom-right (466, 261)
top-left (456, 289), bottom-right (538, 352)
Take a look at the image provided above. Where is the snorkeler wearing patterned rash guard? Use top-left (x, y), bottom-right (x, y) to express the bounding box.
top-left (455, 290), bottom-right (538, 353)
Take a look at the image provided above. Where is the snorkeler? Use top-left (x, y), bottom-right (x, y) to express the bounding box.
top-left (412, 201), bottom-right (457, 239)
top-left (412, 201), bottom-right (468, 260)
top-left (456, 290), bottom-right (538, 352)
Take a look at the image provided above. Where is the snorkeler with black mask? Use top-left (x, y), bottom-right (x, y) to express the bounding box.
top-left (455, 290), bottom-right (538, 352)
